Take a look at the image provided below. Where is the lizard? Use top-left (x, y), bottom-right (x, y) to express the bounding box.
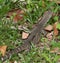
top-left (0, 10), bottom-right (53, 62)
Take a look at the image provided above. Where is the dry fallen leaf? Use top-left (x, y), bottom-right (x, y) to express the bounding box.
top-left (7, 9), bottom-right (24, 23)
top-left (13, 10), bottom-right (24, 22)
top-left (0, 46), bottom-right (7, 56)
top-left (7, 9), bottom-right (24, 17)
top-left (50, 47), bottom-right (59, 53)
top-left (46, 31), bottom-right (53, 41)
top-left (13, 14), bottom-right (23, 23)
top-left (14, 61), bottom-right (18, 63)
top-left (53, 22), bottom-right (59, 36)
top-left (45, 25), bottom-right (53, 31)
top-left (22, 32), bottom-right (29, 39)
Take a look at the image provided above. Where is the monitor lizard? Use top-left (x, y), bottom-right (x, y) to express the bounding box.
top-left (1, 10), bottom-right (53, 62)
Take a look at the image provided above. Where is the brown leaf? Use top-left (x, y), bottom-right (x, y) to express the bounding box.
top-left (22, 32), bottom-right (29, 39)
top-left (13, 14), bottom-right (23, 23)
top-left (14, 10), bottom-right (24, 22)
top-left (44, 25), bottom-right (53, 31)
top-left (53, 22), bottom-right (59, 36)
top-left (16, 10), bottom-right (24, 14)
top-left (46, 31), bottom-right (53, 41)
top-left (50, 47), bottom-right (59, 53)
top-left (7, 9), bottom-right (24, 22)
top-left (0, 46), bottom-right (7, 56)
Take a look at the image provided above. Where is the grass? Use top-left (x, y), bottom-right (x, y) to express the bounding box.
top-left (0, 0), bottom-right (60, 63)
